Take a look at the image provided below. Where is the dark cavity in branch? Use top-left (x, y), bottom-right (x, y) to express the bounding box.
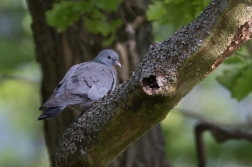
top-left (142, 75), bottom-right (160, 95)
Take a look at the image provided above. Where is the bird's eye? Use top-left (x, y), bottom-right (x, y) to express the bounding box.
top-left (108, 56), bottom-right (111, 59)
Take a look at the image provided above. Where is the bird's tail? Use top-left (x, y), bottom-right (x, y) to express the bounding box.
top-left (38, 106), bottom-right (66, 120)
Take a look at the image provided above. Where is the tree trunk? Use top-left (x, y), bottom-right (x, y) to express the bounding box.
top-left (27, 0), bottom-right (169, 166)
top-left (109, 125), bottom-right (171, 167)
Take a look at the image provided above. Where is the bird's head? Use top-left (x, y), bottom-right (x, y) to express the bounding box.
top-left (93, 49), bottom-right (121, 67)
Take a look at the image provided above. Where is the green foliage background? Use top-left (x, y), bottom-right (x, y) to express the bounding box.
top-left (0, 1), bottom-right (48, 167)
top-left (0, 0), bottom-right (251, 167)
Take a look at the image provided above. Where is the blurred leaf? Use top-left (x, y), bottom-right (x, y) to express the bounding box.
top-left (102, 34), bottom-right (115, 47)
top-left (147, 1), bottom-right (166, 21)
top-left (85, 18), bottom-right (109, 35)
top-left (216, 69), bottom-right (241, 90)
top-left (85, 17), bottom-right (122, 36)
top-left (110, 18), bottom-right (123, 29)
top-left (224, 55), bottom-right (245, 64)
top-left (147, 0), bottom-right (210, 30)
top-left (22, 13), bottom-right (32, 35)
top-left (46, 1), bottom-right (93, 31)
top-left (0, 38), bottom-right (34, 72)
top-left (90, 8), bottom-right (105, 19)
top-left (232, 65), bottom-right (252, 100)
top-left (216, 64), bottom-right (252, 101)
top-left (90, 0), bottom-right (122, 11)
top-left (46, 0), bottom-right (123, 40)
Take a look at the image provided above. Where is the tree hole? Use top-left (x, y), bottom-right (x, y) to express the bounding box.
top-left (142, 75), bottom-right (160, 95)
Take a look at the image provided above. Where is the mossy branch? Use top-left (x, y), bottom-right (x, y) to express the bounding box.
top-left (55, 0), bottom-right (252, 166)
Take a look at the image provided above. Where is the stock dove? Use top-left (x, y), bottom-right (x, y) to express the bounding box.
top-left (38, 49), bottom-right (121, 120)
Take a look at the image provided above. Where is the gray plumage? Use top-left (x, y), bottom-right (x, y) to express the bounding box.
top-left (38, 49), bottom-right (121, 120)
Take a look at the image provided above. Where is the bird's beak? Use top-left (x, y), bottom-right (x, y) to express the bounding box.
top-left (115, 61), bottom-right (121, 67)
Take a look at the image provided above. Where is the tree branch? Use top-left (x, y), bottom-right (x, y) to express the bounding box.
top-left (195, 121), bottom-right (252, 167)
top-left (55, 0), bottom-right (252, 166)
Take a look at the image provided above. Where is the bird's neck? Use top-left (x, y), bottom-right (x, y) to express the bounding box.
top-left (93, 58), bottom-right (104, 64)
top-left (93, 58), bottom-right (109, 66)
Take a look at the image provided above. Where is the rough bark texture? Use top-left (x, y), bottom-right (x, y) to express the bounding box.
top-left (27, 0), bottom-right (169, 167)
top-left (49, 0), bottom-right (252, 166)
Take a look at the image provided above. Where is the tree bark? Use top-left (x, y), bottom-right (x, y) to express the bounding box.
top-left (27, 0), bottom-right (169, 167)
top-left (49, 0), bottom-right (252, 166)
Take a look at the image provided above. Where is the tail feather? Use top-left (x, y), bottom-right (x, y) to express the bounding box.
top-left (38, 106), bottom-right (66, 120)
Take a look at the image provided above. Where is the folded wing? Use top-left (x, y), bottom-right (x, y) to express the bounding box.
top-left (40, 62), bottom-right (117, 109)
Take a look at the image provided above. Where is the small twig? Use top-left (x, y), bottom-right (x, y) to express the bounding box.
top-left (175, 109), bottom-right (252, 167)
top-left (195, 123), bottom-right (207, 167)
top-left (194, 122), bottom-right (252, 167)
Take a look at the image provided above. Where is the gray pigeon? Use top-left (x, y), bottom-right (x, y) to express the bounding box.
top-left (38, 49), bottom-right (121, 120)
